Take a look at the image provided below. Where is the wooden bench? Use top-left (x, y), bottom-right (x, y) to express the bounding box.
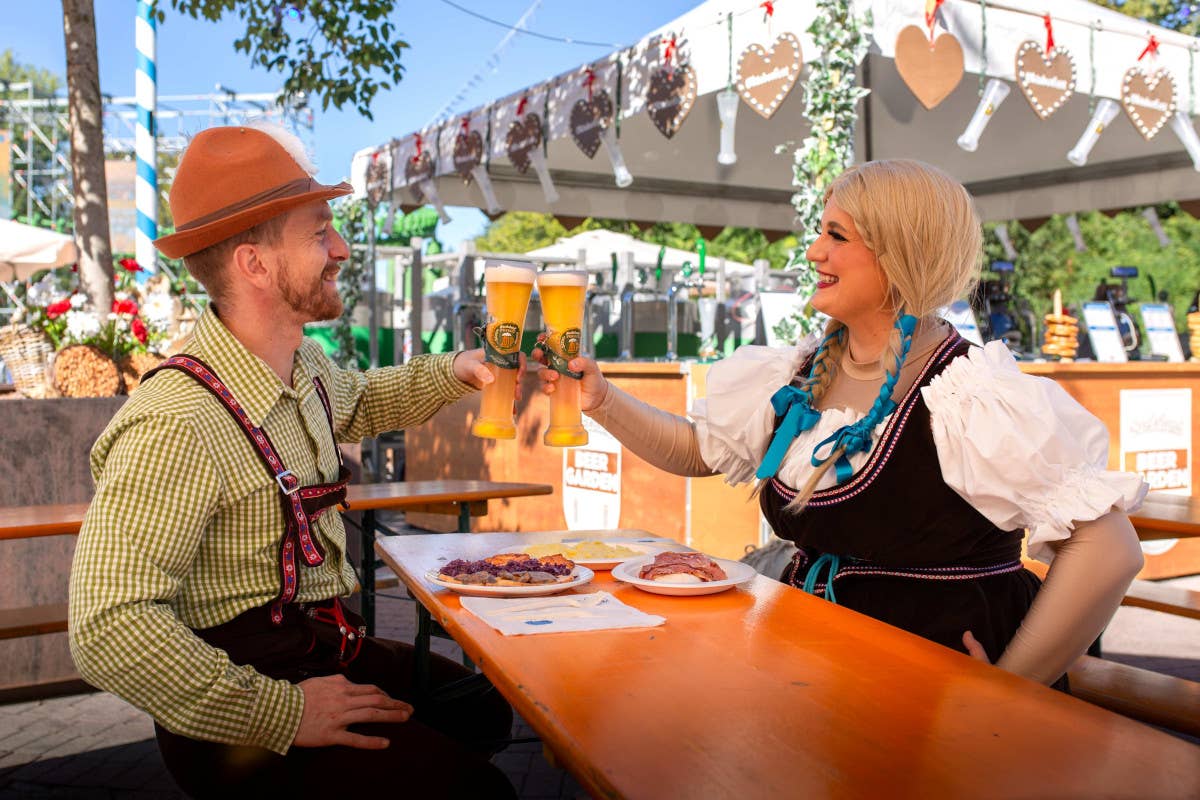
top-left (1020, 557), bottom-right (1200, 736)
top-left (1068, 655), bottom-right (1200, 738)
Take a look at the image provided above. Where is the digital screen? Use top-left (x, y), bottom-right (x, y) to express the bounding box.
top-left (1082, 301), bottom-right (1128, 363)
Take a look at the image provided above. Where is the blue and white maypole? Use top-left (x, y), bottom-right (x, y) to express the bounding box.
top-left (135, 0), bottom-right (157, 272)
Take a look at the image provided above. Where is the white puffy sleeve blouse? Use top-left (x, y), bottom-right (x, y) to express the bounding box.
top-left (690, 340), bottom-right (1147, 561)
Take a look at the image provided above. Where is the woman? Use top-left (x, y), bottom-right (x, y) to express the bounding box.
top-left (536, 159), bottom-right (1145, 687)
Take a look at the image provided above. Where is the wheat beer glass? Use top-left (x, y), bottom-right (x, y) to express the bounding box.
top-left (538, 269), bottom-right (589, 447)
top-left (471, 261), bottom-right (535, 439)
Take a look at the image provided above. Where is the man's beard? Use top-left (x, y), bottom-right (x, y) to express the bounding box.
top-left (277, 256), bottom-right (343, 322)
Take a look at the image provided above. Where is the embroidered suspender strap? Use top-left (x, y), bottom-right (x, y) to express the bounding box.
top-left (143, 355), bottom-right (347, 625)
top-left (786, 548), bottom-right (1024, 604)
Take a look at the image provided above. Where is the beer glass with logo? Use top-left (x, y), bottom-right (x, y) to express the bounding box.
top-left (471, 260), bottom-right (535, 439)
top-left (538, 269), bottom-right (589, 447)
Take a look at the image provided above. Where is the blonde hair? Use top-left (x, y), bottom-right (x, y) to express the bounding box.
top-left (781, 159), bottom-right (981, 511)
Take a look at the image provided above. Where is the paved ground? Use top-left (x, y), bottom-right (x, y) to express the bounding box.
top-left (2, 532), bottom-right (1197, 798)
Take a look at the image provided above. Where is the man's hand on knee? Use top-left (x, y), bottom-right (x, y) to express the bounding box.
top-left (293, 674), bottom-right (413, 749)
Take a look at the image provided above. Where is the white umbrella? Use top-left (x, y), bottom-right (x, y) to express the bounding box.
top-left (0, 219), bottom-right (78, 281)
top-left (526, 229), bottom-right (755, 275)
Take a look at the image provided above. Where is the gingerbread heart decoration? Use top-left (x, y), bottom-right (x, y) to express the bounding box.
top-left (1121, 67), bottom-right (1177, 141)
top-left (365, 155), bottom-right (389, 206)
top-left (1015, 41), bottom-right (1076, 120)
top-left (505, 113), bottom-right (542, 174)
top-left (570, 89), bottom-right (614, 159)
top-left (453, 130), bottom-right (484, 181)
top-left (405, 150), bottom-right (435, 203)
top-left (735, 32), bottom-right (803, 119)
top-left (646, 65), bottom-right (697, 139)
top-left (894, 25), bottom-right (964, 110)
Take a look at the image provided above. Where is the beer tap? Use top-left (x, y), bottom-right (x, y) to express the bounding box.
top-left (451, 255), bottom-right (484, 351)
top-left (616, 251), bottom-right (638, 360)
top-left (666, 254), bottom-right (704, 361)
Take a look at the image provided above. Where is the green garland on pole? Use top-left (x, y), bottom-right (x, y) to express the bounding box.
top-left (773, 0), bottom-right (872, 344)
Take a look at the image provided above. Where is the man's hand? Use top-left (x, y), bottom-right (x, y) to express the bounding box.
top-left (452, 349), bottom-right (528, 400)
top-left (531, 337), bottom-right (609, 413)
top-left (292, 674), bottom-right (413, 750)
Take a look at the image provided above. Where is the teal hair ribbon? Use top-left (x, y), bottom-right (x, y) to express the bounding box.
top-left (808, 313), bottom-right (918, 486)
top-left (755, 385), bottom-right (822, 480)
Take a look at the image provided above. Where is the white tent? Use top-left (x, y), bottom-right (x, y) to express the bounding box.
top-left (525, 228), bottom-right (756, 275)
top-left (0, 219), bottom-right (78, 281)
top-left (354, 0), bottom-right (1200, 230)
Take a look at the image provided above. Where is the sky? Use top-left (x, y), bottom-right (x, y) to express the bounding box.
top-left (3, 0), bottom-right (696, 246)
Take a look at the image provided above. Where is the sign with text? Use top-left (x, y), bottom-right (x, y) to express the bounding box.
top-left (1119, 388), bottom-right (1192, 496)
top-left (562, 416), bottom-right (621, 529)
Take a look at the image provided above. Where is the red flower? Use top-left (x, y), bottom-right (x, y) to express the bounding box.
top-left (131, 318), bottom-right (148, 345)
top-left (45, 299), bottom-right (72, 319)
top-left (119, 258), bottom-right (143, 273)
top-left (112, 298), bottom-right (139, 315)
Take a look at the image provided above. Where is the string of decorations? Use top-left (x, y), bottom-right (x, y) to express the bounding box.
top-left (775, 0), bottom-right (872, 343)
top-left (435, 0), bottom-right (624, 48)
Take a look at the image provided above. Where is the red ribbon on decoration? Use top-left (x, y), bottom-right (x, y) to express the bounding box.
top-left (663, 35), bottom-right (677, 69)
top-left (412, 133), bottom-right (423, 164)
top-left (760, 1), bottom-right (774, 18)
top-left (516, 95), bottom-right (528, 116)
top-left (461, 116), bottom-right (471, 134)
top-left (584, 68), bottom-right (596, 101)
top-left (925, 0), bottom-right (945, 45)
top-left (1138, 34), bottom-right (1160, 61)
top-left (1043, 14), bottom-right (1055, 54)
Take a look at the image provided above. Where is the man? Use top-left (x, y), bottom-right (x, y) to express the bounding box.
top-left (68, 124), bottom-right (516, 797)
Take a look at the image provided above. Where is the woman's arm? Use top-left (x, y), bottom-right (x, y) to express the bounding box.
top-left (996, 511), bottom-right (1143, 684)
top-left (537, 352), bottom-right (714, 477)
top-left (587, 381), bottom-right (715, 477)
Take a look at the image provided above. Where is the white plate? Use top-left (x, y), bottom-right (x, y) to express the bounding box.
top-left (425, 566), bottom-right (595, 597)
top-left (521, 540), bottom-right (666, 571)
top-left (611, 555), bottom-right (756, 596)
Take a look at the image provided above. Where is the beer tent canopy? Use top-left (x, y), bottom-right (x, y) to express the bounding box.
top-left (352, 0), bottom-right (1200, 232)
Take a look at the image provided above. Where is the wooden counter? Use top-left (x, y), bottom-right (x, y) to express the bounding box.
top-left (1018, 360), bottom-right (1200, 578)
top-left (405, 361), bottom-right (763, 560)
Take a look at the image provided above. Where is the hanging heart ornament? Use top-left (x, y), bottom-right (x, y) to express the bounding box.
top-left (365, 155), bottom-right (389, 206)
top-left (1015, 41), bottom-right (1076, 120)
top-left (1121, 67), bottom-right (1177, 141)
top-left (570, 89), bottom-right (614, 159)
top-left (646, 65), bottom-right (697, 139)
top-left (405, 150), bottom-right (435, 203)
top-left (453, 130), bottom-right (484, 181)
top-left (735, 32), bottom-right (803, 119)
top-left (505, 113), bottom-right (543, 174)
top-left (894, 24), bottom-right (964, 110)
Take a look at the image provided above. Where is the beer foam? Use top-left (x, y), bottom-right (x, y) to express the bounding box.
top-left (483, 261), bottom-right (536, 283)
top-left (536, 269), bottom-right (589, 287)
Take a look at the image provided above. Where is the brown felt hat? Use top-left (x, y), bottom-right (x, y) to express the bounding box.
top-left (154, 126), bottom-right (352, 259)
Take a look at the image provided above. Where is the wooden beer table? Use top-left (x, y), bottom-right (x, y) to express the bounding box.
top-left (0, 480), bottom-right (553, 638)
top-left (377, 531), bottom-right (1200, 800)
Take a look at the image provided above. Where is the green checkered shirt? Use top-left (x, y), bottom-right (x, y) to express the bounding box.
top-left (69, 307), bottom-right (473, 754)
